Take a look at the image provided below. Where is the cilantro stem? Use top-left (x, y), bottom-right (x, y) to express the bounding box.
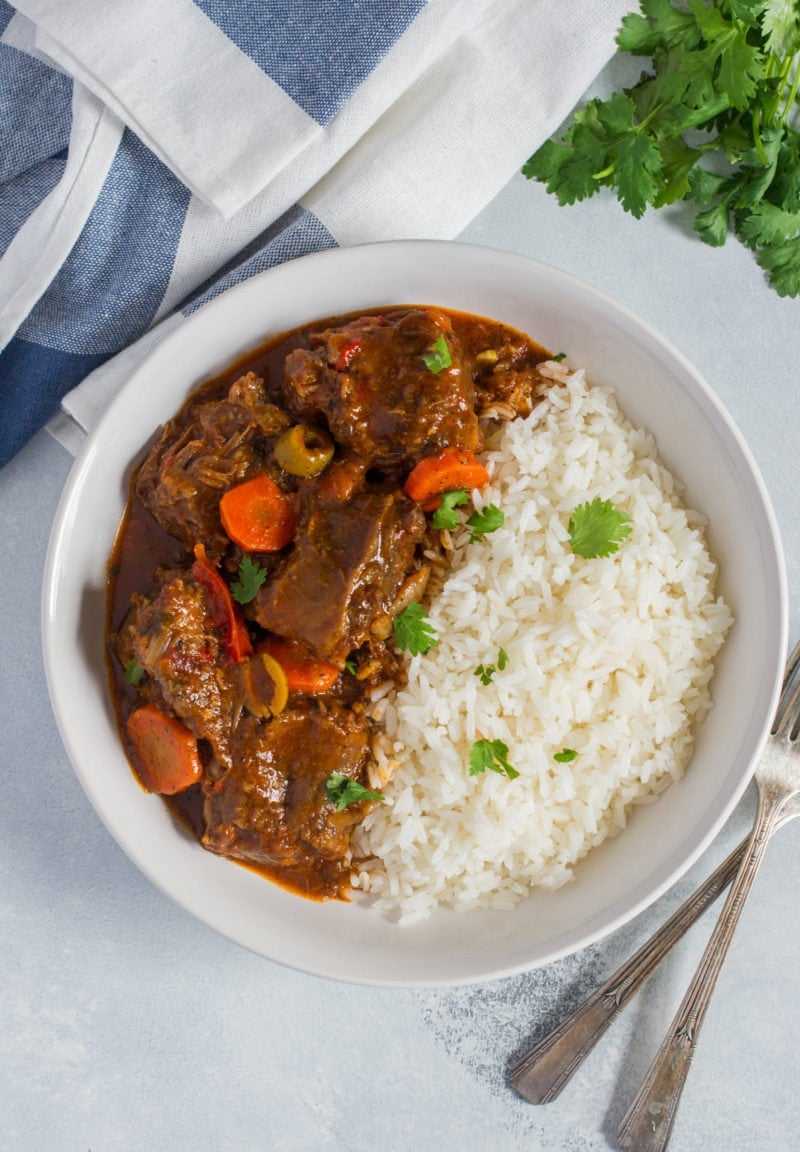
top-left (752, 105), bottom-right (768, 167)
top-left (778, 54), bottom-right (800, 127)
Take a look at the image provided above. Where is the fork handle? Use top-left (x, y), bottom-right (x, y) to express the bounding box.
top-left (617, 796), bottom-right (781, 1152)
top-left (510, 838), bottom-right (747, 1104)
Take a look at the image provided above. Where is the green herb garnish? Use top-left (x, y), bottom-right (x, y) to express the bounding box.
top-left (554, 748), bottom-right (578, 763)
top-left (123, 657), bottom-right (144, 685)
top-left (469, 738), bottom-right (519, 780)
top-left (393, 601), bottom-right (438, 655)
top-left (568, 498), bottom-right (633, 558)
top-left (431, 488), bottom-right (470, 530)
top-left (230, 555), bottom-right (268, 604)
top-left (474, 649), bottom-right (510, 685)
top-left (344, 659), bottom-right (358, 675)
top-left (523, 0), bottom-right (800, 296)
top-left (324, 773), bottom-right (384, 811)
top-left (552, 352), bottom-right (567, 362)
top-left (422, 336), bottom-right (452, 373)
top-left (466, 503), bottom-right (505, 542)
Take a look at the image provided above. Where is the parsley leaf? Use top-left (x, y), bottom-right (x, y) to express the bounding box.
top-left (422, 336), bottom-right (452, 373)
top-left (554, 748), bottom-right (578, 763)
top-left (230, 555), bottom-right (268, 604)
top-left (123, 657), bottom-right (144, 685)
top-left (393, 601), bottom-right (438, 655)
top-left (568, 498), bottom-right (633, 558)
top-left (431, 488), bottom-right (470, 530)
top-left (324, 773), bottom-right (384, 811)
top-left (466, 504), bottom-right (505, 542)
top-left (469, 739), bottom-right (519, 780)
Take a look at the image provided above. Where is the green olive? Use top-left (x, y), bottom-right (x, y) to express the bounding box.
top-left (274, 423), bottom-right (335, 477)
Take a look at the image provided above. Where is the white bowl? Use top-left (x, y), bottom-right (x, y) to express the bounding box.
top-left (42, 241), bottom-right (787, 986)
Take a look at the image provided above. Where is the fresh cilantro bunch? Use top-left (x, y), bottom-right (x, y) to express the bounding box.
top-left (524, 0), bottom-right (800, 296)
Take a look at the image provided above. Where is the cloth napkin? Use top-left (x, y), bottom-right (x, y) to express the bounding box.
top-left (0, 0), bottom-right (630, 469)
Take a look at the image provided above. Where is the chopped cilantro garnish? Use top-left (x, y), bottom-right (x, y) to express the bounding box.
top-left (568, 498), bottom-right (633, 559)
top-left (393, 601), bottom-right (438, 656)
top-left (123, 658), bottom-right (144, 685)
top-left (467, 503), bottom-right (505, 542)
top-left (422, 336), bottom-right (452, 373)
top-left (344, 659), bottom-right (358, 675)
top-left (474, 649), bottom-right (510, 685)
top-left (431, 488), bottom-right (470, 530)
top-left (554, 748), bottom-right (578, 763)
top-left (552, 352), bottom-right (567, 362)
top-left (324, 773), bottom-right (384, 811)
top-left (230, 555), bottom-right (268, 604)
top-left (469, 738), bottom-right (519, 780)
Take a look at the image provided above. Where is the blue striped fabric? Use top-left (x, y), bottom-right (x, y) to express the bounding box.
top-left (192, 0), bottom-right (427, 124)
top-left (0, 0), bottom-right (428, 467)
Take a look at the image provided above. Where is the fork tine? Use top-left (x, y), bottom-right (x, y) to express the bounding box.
top-left (771, 637), bottom-right (800, 738)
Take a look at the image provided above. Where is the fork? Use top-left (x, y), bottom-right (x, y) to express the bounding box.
top-left (615, 636), bottom-right (800, 1151)
top-left (510, 640), bottom-right (799, 1117)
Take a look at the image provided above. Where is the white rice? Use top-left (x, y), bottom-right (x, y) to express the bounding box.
top-left (352, 363), bottom-right (733, 923)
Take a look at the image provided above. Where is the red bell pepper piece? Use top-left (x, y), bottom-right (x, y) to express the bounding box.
top-left (192, 543), bottom-right (253, 662)
top-left (333, 338), bottom-right (362, 371)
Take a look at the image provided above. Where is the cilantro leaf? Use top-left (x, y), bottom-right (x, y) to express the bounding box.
top-left (475, 663), bottom-right (495, 686)
top-left (497, 647), bottom-right (509, 670)
top-left (230, 555), bottom-right (268, 604)
top-left (123, 657), bottom-right (144, 685)
top-left (344, 659), bottom-right (357, 675)
top-left (422, 336), bottom-right (452, 373)
top-left (568, 498), bottom-right (633, 559)
top-left (469, 739), bottom-right (519, 780)
top-left (736, 201), bottom-right (800, 247)
top-left (393, 601), bottom-right (438, 656)
top-left (554, 748), bottom-right (578, 763)
top-left (694, 198), bottom-right (732, 246)
top-left (756, 237), bottom-right (800, 296)
top-left (324, 773), bottom-right (384, 812)
top-left (467, 504), bottom-right (505, 542)
top-left (617, 0), bottom-right (699, 55)
top-left (761, 0), bottom-right (800, 57)
top-left (431, 488), bottom-right (469, 530)
top-left (551, 351), bottom-right (567, 362)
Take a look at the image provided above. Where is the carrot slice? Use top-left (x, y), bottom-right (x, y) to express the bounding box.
top-left (126, 704), bottom-right (203, 795)
top-left (404, 446), bottom-right (489, 507)
top-left (257, 636), bottom-right (340, 695)
top-left (192, 543), bottom-right (252, 662)
top-left (220, 475), bottom-right (295, 552)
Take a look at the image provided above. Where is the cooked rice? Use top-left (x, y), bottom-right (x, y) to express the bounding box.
top-left (352, 362), bottom-right (733, 923)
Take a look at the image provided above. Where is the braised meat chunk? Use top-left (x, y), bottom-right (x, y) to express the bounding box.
top-left (282, 308), bottom-right (482, 471)
top-left (116, 572), bottom-right (240, 768)
top-left (203, 708), bottom-right (370, 894)
top-left (135, 372), bottom-right (290, 558)
top-left (254, 486), bottom-right (426, 665)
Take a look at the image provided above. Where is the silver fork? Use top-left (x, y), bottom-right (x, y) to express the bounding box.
top-left (510, 638), bottom-right (799, 1126)
top-left (617, 636), bottom-right (800, 1151)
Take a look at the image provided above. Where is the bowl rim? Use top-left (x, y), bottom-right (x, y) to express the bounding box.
top-left (41, 239), bottom-right (788, 985)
